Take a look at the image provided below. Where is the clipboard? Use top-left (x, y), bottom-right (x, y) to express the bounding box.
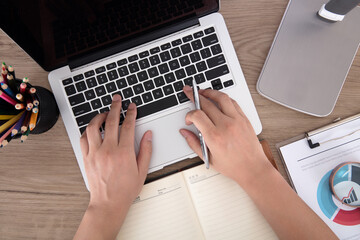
top-left (276, 113), bottom-right (360, 190)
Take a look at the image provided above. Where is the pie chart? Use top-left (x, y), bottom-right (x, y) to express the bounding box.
top-left (317, 170), bottom-right (360, 226)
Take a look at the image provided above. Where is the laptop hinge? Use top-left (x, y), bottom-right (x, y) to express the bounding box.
top-left (68, 16), bottom-right (200, 71)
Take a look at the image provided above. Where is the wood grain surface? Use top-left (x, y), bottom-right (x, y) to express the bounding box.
top-left (1, 0), bottom-right (359, 239)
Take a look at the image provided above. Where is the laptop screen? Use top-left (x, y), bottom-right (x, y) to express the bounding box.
top-left (0, 0), bottom-right (219, 71)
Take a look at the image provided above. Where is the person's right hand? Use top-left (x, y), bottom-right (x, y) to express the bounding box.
top-left (180, 86), bottom-right (273, 186)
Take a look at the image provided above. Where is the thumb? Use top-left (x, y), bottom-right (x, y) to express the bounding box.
top-left (180, 129), bottom-right (204, 159)
top-left (137, 130), bottom-right (153, 179)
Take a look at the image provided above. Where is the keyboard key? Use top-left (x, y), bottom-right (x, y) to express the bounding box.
top-left (118, 66), bottom-right (129, 77)
top-left (160, 51), bottom-right (171, 62)
top-left (76, 111), bottom-right (98, 126)
top-left (84, 89), bottom-right (96, 100)
top-left (139, 59), bottom-right (150, 69)
top-left (194, 73), bottom-right (206, 84)
top-left (163, 85), bottom-right (174, 95)
top-left (117, 59), bottom-right (128, 66)
top-left (142, 92), bottom-right (153, 103)
top-left (170, 47), bottom-right (181, 58)
top-left (152, 89), bottom-right (164, 99)
top-left (171, 39), bottom-right (182, 47)
top-left (179, 56), bottom-right (190, 66)
top-left (175, 69), bottom-right (186, 80)
top-left (101, 95), bottom-right (112, 106)
top-left (91, 99), bottom-right (102, 110)
top-left (194, 31), bottom-right (204, 38)
top-left (211, 44), bottom-right (222, 55)
top-left (207, 54), bottom-right (226, 68)
top-left (149, 55), bottom-right (161, 65)
top-left (137, 95), bottom-right (178, 119)
top-left (169, 59), bottom-right (180, 70)
top-left (131, 96), bottom-right (143, 106)
top-left (96, 74), bottom-right (108, 84)
top-left (190, 52), bottom-right (201, 63)
top-left (139, 51), bottom-right (149, 58)
top-left (73, 102), bottom-right (91, 116)
top-left (173, 81), bottom-right (184, 91)
top-left (150, 47), bottom-right (160, 54)
top-left (116, 78), bottom-right (127, 89)
top-left (127, 75), bottom-right (138, 85)
top-left (122, 100), bottom-right (131, 110)
top-left (80, 126), bottom-right (87, 134)
top-left (211, 78), bottom-right (223, 90)
top-left (95, 66), bottom-right (106, 74)
top-left (185, 65), bottom-right (197, 76)
top-left (200, 48), bottom-right (212, 59)
top-left (128, 54), bottom-right (139, 62)
top-left (182, 35), bottom-right (193, 42)
top-left (128, 62), bottom-right (140, 73)
top-left (191, 40), bottom-right (203, 50)
top-left (161, 43), bottom-right (171, 50)
top-left (144, 80), bottom-right (155, 91)
top-left (69, 93), bottom-right (85, 106)
top-left (95, 86), bottom-right (106, 96)
top-left (158, 63), bottom-right (170, 74)
top-left (177, 92), bottom-right (190, 103)
top-left (75, 81), bottom-right (87, 92)
top-left (204, 27), bottom-right (215, 35)
top-left (107, 70), bottom-right (119, 80)
top-left (154, 76), bottom-right (166, 87)
top-left (181, 43), bottom-right (192, 55)
top-left (196, 61), bottom-right (208, 72)
top-left (224, 79), bottom-right (234, 88)
top-left (84, 70), bottom-right (95, 78)
top-left (202, 34), bottom-right (218, 47)
top-left (205, 64), bottom-right (229, 80)
top-left (106, 62), bottom-right (117, 70)
top-left (74, 74), bottom-right (84, 81)
top-left (100, 107), bottom-right (110, 113)
top-left (123, 87), bottom-right (134, 98)
top-left (164, 72), bottom-right (176, 83)
top-left (183, 77), bottom-right (193, 86)
top-left (106, 82), bottom-right (117, 93)
top-left (133, 84), bottom-right (144, 94)
top-left (65, 85), bottom-right (76, 96)
top-left (86, 77), bottom-right (97, 88)
top-left (137, 71), bottom-right (149, 81)
top-left (148, 67), bottom-right (159, 78)
top-left (63, 78), bottom-right (73, 86)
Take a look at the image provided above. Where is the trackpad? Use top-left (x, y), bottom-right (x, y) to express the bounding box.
top-left (135, 108), bottom-right (197, 170)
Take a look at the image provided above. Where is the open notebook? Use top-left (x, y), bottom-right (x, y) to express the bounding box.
top-left (116, 165), bottom-right (277, 239)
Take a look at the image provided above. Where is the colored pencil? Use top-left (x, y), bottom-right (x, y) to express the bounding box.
top-left (0, 110), bottom-right (24, 134)
top-left (20, 82), bottom-right (27, 94)
top-left (1, 132), bottom-right (15, 147)
top-left (21, 111), bottom-right (31, 133)
top-left (1, 82), bottom-right (16, 98)
top-left (16, 93), bottom-right (24, 102)
top-left (0, 115), bottom-right (16, 120)
top-left (7, 65), bottom-right (15, 80)
top-left (0, 76), bottom-right (3, 83)
top-left (0, 123), bottom-right (16, 143)
top-left (0, 90), bottom-right (17, 105)
top-left (21, 128), bottom-right (30, 143)
top-left (15, 103), bottom-right (25, 110)
top-left (33, 99), bottom-right (39, 106)
top-left (22, 77), bottom-right (29, 83)
top-left (29, 107), bottom-right (39, 131)
top-left (6, 74), bottom-right (17, 92)
top-left (11, 111), bottom-right (26, 136)
top-left (28, 87), bottom-right (36, 95)
top-left (1, 69), bottom-right (7, 84)
top-left (26, 99), bottom-right (33, 111)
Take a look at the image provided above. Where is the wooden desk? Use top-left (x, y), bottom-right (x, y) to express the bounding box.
top-left (1, 1), bottom-right (359, 239)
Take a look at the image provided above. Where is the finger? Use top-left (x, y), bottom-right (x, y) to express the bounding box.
top-left (136, 130), bottom-right (153, 180)
top-left (104, 94), bottom-right (122, 144)
top-left (119, 103), bottom-right (137, 149)
top-left (179, 129), bottom-right (203, 159)
top-left (183, 85), bottom-right (226, 125)
top-left (86, 113), bottom-right (108, 151)
top-left (185, 109), bottom-right (216, 138)
top-left (200, 89), bottom-right (238, 117)
top-left (80, 130), bottom-right (89, 157)
top-left (231, 99), bottom-right (246, 118)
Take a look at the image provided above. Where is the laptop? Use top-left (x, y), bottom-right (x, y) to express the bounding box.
top-left (1, 0), bottom-right (262, 189)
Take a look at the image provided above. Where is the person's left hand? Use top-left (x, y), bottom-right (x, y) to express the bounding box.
top-left (80, 94), bottom-right (153, 212)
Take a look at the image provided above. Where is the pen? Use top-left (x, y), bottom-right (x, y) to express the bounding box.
top-left (192, 79), bottom-right (209, 169)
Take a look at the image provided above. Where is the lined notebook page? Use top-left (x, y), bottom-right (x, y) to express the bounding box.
top-left (183, 166), bottom-right (278, 240)
top-left (116, 173), bottom-right (205, 240)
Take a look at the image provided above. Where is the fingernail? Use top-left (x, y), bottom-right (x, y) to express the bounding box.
top-left (112, 94), bottom-right (121, 102)
top-left (128, 103), bottom-right (136, 109)
top-left (183, 85), bottom-right (192, 92)
top-left (179, 129), bottom-right (189, 139)
top-left (145, 130), bottom-right (152, 142)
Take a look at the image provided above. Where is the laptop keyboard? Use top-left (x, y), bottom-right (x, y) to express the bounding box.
top-left (62, 26), bottom-right (235, 134)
